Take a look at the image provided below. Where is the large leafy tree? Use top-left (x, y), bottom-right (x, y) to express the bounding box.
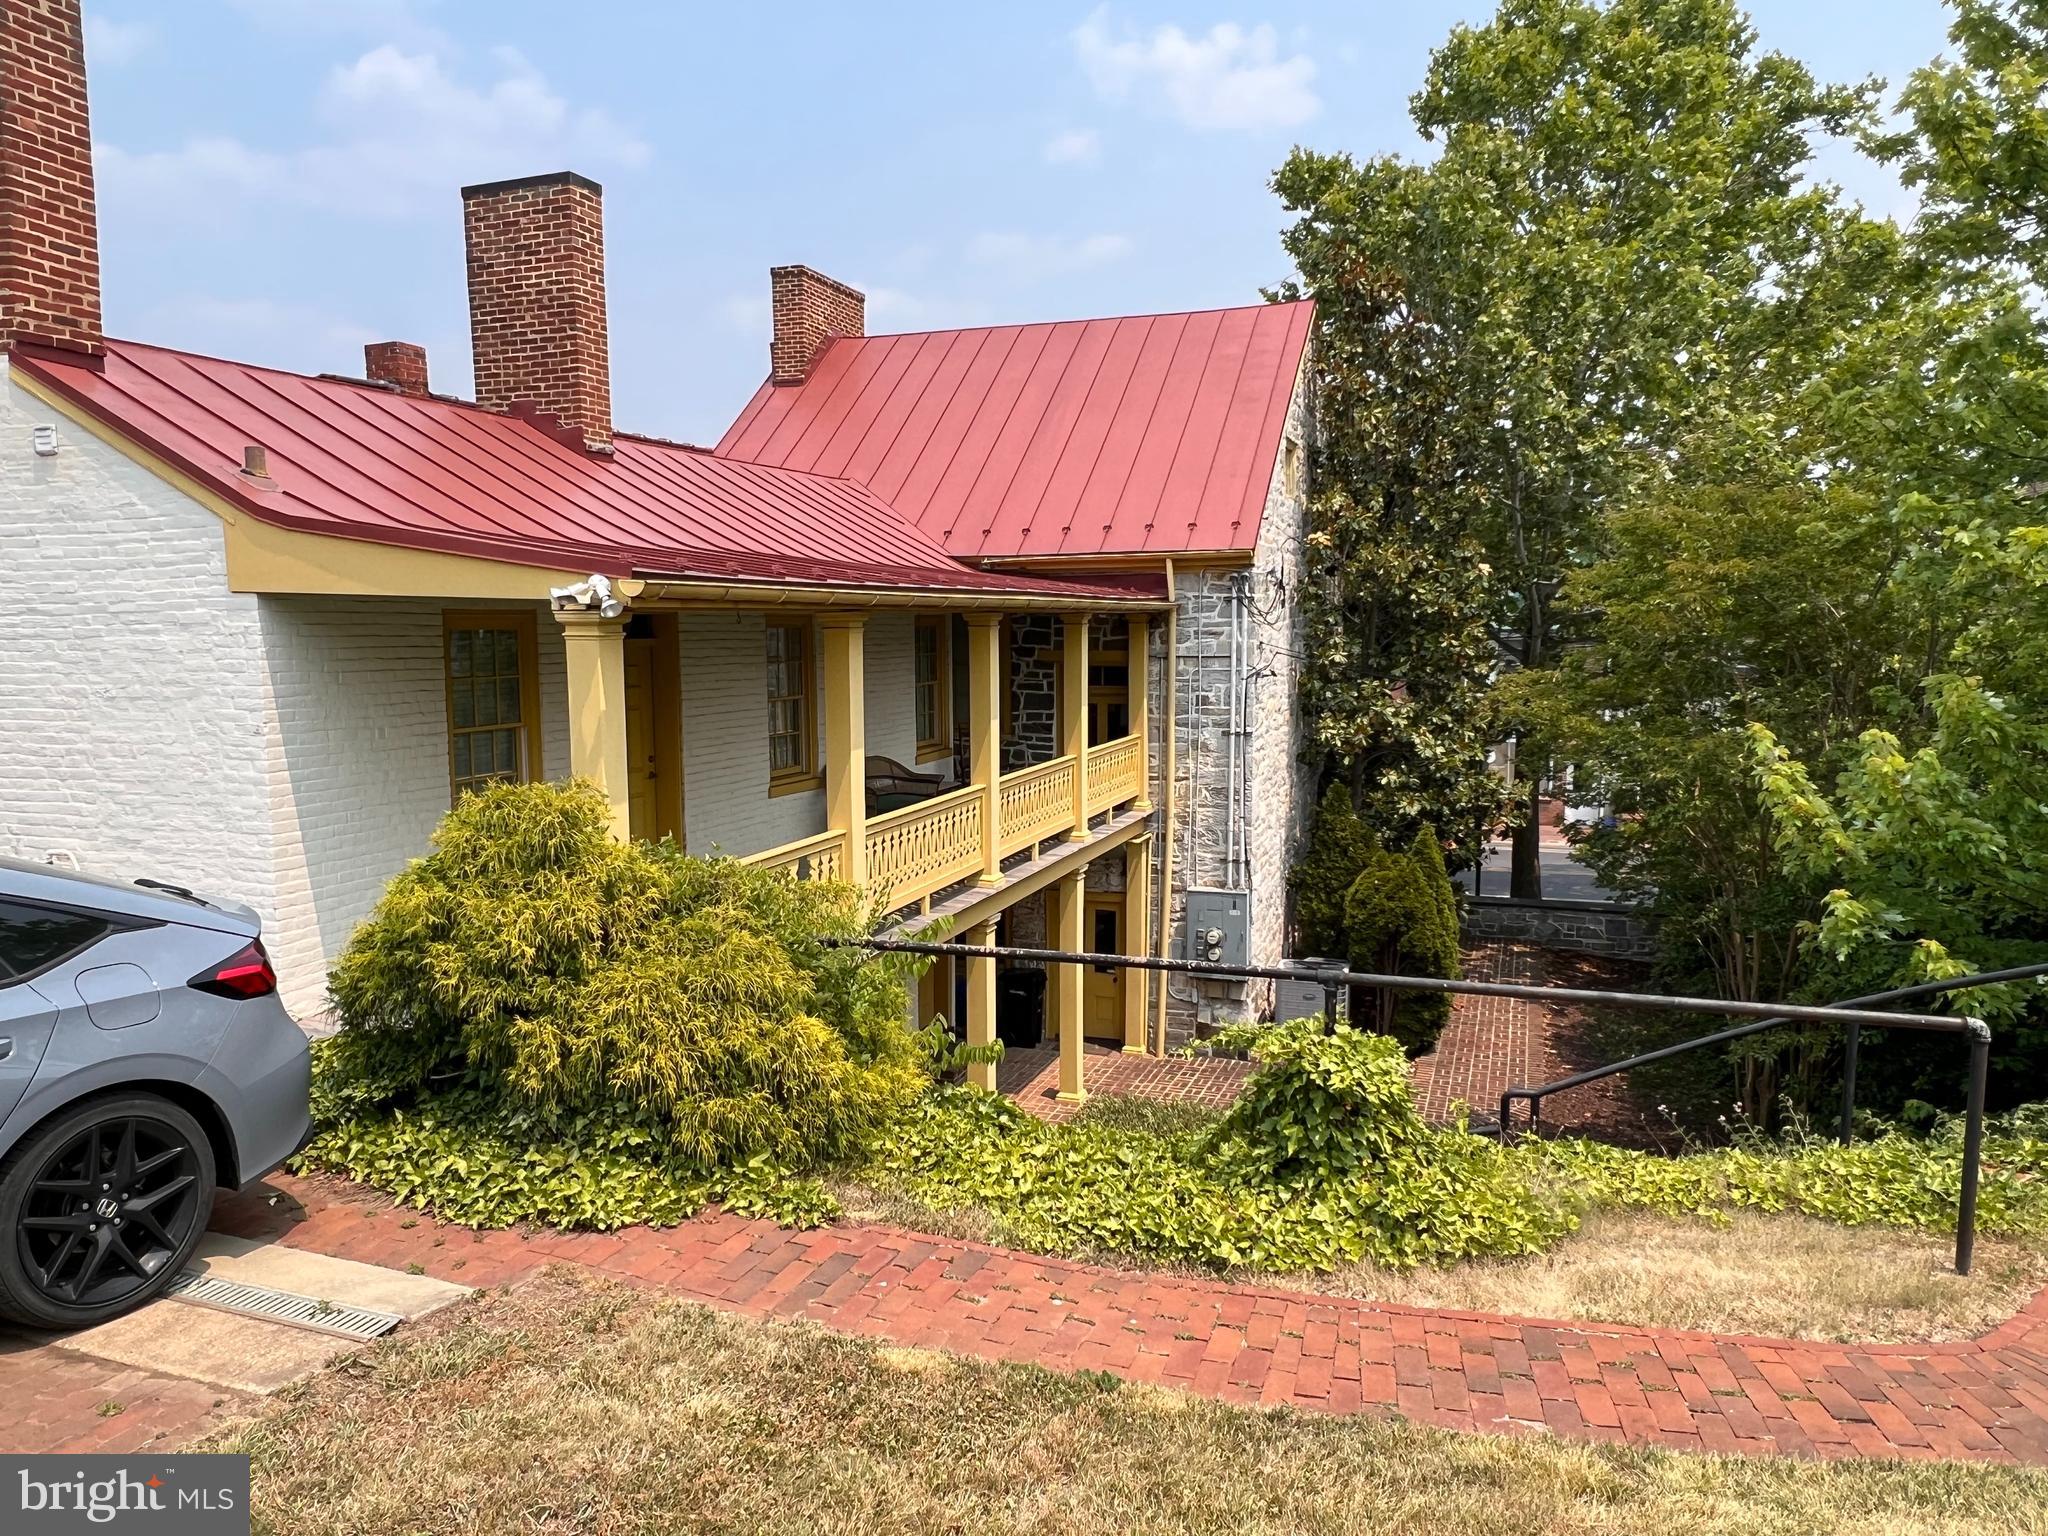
top-left (1272, 164), bottom-right (1506, 864)
top-left (1279, 0), bottom-right (1874, 895)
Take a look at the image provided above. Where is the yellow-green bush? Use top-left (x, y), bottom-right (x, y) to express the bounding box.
top-left (315, 781), bottom-right (924, 1178)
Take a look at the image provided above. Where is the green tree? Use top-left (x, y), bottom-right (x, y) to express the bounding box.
top-left (1344, 832), bottom-right (1461, 1057)
top-left (1271, 169), bottom-right (1507, 865)
top-left (1288, 787), bottom-right (1380, 957)
top-left (1278, 0), bottom-right (1875, 895)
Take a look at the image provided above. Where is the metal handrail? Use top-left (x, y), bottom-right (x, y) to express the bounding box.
top-left (844, 936), bottom-right (1997, 1273)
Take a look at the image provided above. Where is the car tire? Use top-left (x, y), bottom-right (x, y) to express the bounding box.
top-left (0, 1094), bottom-right (216, 1331)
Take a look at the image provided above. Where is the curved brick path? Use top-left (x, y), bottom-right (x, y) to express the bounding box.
top-left (217, 1174), bottom-right (2048, 1465)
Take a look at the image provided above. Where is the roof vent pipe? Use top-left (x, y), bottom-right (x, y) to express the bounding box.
top-left (241, 445), bottom-right (269, 478)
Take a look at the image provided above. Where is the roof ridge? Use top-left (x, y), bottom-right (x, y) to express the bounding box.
top-left (824, 296), bottom-right (1312, 349)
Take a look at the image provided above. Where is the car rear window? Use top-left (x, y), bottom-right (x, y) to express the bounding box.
top-left (0, 899), bottom-right (113, 982)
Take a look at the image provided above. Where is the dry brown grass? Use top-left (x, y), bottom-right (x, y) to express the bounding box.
top-left (215, 1269), bottom-right (2048, 1536)
top-left (1312, 1209), bottom-right (2048, 1343)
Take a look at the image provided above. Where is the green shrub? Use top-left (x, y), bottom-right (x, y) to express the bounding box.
top-left (304, 780), bottom-right (928, 1221)
top-left (1289, 787), bottom-right (1379, 957)
top-left (874, 1022), bottom-right (1574, 1272)
top-left (1343, 829), bottom-right (1461, 1055)
top-left (1517, 1122), bottom-right (2048, 1236)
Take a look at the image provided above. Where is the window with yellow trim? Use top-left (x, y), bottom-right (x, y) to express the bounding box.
top-left (913, 615), bottom-right (950, 761)
top-left (444, 611), bottom-right (540, 803)
top-left (765, 621), bottom-right (816, 786)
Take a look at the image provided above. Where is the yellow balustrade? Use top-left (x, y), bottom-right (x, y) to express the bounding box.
top-left (864, 782), bottom-right (987, 910)
top-left (1085, 735), bottom-right (1143, 816)
top-left (740, 829), bottom-right (848, 883)
top-left (998, 756), bottom-right (1076, 856)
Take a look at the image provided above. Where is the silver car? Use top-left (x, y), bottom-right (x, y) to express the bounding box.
top-left (0, 857), bottom-right (311, 1329)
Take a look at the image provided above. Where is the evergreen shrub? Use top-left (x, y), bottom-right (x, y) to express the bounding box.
top-left (299, 780), bottom-right (926, 1225)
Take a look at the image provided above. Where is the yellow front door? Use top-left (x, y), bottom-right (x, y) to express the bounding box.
top-left (621, 616), bottom-right (683, 845)
top-left (1084, 895), bottom-right (1124, 1042)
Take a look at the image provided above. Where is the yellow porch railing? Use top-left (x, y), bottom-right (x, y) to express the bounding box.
top-left (1086, 735), bottom-right (1143, 816)
top-left (740, 828), bottom-right (849, 882)
top-left (864, 782), bottom-right (987, 910)
top-left (998, 755), bottom-right (1075, 856)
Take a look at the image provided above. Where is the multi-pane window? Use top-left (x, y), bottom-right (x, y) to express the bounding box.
top-left (766, 621), bottom-right (814, 783)
top-left (446, 615), bottom-right (535, 801)
top-left (914, 616), bottom-right (949, 759)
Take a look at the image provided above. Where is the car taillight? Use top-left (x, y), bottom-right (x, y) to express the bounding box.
top-left (189, 939), bottom-right (277, 1000)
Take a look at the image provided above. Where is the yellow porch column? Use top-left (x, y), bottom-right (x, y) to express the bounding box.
top-left (965, 918), bottom-right (997, 1092)
top-left (1061, 614), bottom-right (1090, 834)
top-left (1128, 614), bottom-right (1153, 811)
top-left (555, 608), bottom-right (632, 840)
top-left (967, 613), bottom-right (1003, 884)
top-left (821, 614), bottom-right (868, 888)
top-left (1123, 833), bottom-right (1153, 1053)
top-left (1052, 868), bottom-right (1087, 1102)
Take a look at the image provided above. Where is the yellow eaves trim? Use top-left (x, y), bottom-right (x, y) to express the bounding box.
top-left (11, 364), bottom-right (581, 602)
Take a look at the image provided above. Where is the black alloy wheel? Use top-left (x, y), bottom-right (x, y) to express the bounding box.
top-left (0, 1096), bottom-right (215, 1327)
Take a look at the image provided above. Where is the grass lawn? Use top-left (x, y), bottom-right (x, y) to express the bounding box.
top-left (214, 1268), bottom-right (2048, 1536)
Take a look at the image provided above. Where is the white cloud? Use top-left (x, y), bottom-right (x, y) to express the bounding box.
top-left (1043, 128), bottom-right (1101, 165)
top-left (966, 231), bottom-right (1132, 282)
top-left (1072, 8), bottom-right (1319, 132)
top-left (95, 43), bottom-right (648, 224)
top-left (84, 15), bottom-right (153, 66)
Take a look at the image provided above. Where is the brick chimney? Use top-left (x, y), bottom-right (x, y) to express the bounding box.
top-left (0, 0), bottom-right (102, 357)
top-left (770, 265), bottom-right (864, 385)
top-left (461, 171), bottom-right (611, 450)
top-left (364, 340), bottom-right (429, 396)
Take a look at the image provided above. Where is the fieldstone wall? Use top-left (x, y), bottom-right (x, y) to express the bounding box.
top-left (1005, 613), bottom-right (1058, 769)
top-left (1461, 896), bottom-right (1656, 963)
top-left (1160, 359), bottom-right (1313, 1039)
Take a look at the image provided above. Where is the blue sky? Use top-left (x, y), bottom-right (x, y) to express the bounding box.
top-left (81, 1), bottom-right (1956, 444)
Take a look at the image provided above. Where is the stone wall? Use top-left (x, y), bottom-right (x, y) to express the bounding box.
top-left (1158, 357), bottom-right (1313, 1039)
top-left (1461, 896), bottom-right (1656, 963)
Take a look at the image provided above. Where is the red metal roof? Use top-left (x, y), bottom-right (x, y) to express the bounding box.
top-left (13, 339), bottom-right (1153, 603)
top-left (715, 300), bottom-right (1313, 560)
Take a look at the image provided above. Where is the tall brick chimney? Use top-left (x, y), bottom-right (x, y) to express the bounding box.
top-left (364, 340), bottom-right (429, 396)
top-left (0, 0), bottom-right (103, 357)
top-left (461, 171), bottom-right (611, 450)
top-left (770, 265), bottom-right (863, 385)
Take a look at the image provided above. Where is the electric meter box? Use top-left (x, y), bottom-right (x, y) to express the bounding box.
top-left (1185, 887), bottom-right (1250, 968)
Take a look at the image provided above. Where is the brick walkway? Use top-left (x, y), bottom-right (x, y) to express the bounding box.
top-left (1412, 942), bottom-right (1545, 1126)
top-left (0, 1338), bottom-right (248, 1453)
top-left (209, 1173), bottom-right (2048, 1465)
top-left (997, 1043), bottom-right (1254, 1123)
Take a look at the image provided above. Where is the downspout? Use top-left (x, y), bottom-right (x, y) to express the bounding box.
top-left (1153, 557), bottom-right (1179, 1056)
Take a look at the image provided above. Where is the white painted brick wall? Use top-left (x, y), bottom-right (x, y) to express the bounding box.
top-left (0, 363), bottom-right (278, 948)
top-left (254, 595), bottom-right (566, 1015)
top-left (678, 611), bottom-right (824, 856)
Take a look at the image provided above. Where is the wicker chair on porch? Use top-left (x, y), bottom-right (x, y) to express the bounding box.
top-left (866, 755), bottom-right (947, 814)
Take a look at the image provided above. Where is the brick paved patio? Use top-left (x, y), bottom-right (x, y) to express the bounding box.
top-left (191, 1174), bottom-right (2048, 1465)
top-left (997, 1042), bottom-right (1254, 1122)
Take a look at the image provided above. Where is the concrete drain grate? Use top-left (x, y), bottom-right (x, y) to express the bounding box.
top-left (164, 1271), bottom-right (405, 1341)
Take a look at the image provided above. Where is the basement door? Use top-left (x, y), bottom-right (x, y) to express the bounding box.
top-left (1084, 895), bottom-right (1125, 1043)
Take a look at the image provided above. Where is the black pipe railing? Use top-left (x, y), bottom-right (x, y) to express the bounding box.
top-left (1492, 961), bottom-right (2045, 1275)
top-left (842, 936), bottom-right (1995, 1273)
